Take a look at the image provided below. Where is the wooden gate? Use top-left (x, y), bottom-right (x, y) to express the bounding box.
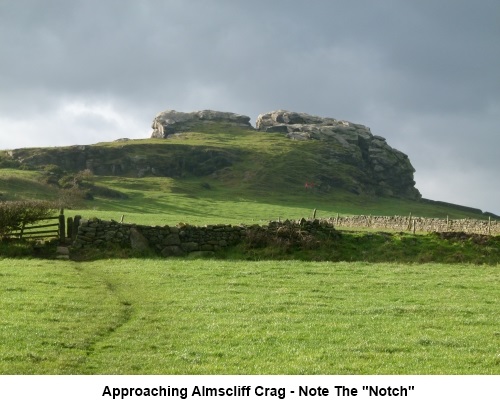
top-left (7, 211), bottom-right (65, 243)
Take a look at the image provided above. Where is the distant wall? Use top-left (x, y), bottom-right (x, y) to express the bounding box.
top-left (328, 215), bottom-right (500, 235)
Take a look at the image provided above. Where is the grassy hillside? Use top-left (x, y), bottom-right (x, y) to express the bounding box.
top-left (0, 126), bottom-right (497, 222)
top-left (0, 169), bottom-right (495, 227)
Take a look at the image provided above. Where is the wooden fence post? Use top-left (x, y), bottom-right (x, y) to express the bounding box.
top-left (73, 215), bottom-right (81, 240)
top-left (67, 217), bottom-right (73, 239)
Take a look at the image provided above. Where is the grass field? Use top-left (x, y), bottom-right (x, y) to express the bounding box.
top-left (1, 258), bottom-right (498, 375)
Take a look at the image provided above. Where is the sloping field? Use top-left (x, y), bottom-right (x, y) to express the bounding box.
top-left (1, 128), bottom-right (497, 222)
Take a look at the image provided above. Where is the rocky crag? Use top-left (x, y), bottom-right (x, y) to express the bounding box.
top-left (254, 110), bottom-right (420, 199)
top-left (150, 109), bottom-right (420, 199)
top-left (151, 110), bottom-right (253, 138)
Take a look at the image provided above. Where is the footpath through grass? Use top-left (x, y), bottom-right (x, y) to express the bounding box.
top-left (1, 258), bottom-right (499, 374)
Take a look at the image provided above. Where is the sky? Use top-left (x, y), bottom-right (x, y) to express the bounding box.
top-left (1, 0), bottom-right (499, 213)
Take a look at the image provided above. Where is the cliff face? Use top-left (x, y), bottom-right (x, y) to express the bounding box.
top-left (4, 143), bottom-right (238, 178)
top-left (255, 110), bottom-right (420, 199)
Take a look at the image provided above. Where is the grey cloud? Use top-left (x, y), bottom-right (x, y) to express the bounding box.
top-left (1, 0), bottom-right (499, 213)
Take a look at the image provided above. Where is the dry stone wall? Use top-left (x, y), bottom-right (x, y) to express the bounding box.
top-left (71, 215), bottom-right (499, 256)
top-left (72, 218), bottom-right (338, 256)
top-left (328, 215), bottom-right (500, 235)
top-left (73, 218), bottom-right (246, 256)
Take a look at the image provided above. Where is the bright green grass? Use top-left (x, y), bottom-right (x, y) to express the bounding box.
top-left (1, 259), bottom-right (498, 374)
top-left (60, 172), bottom-right (493, 227)
top-left (0, 170), bottom-right (57, 201)
top-left (0, 259), bottom-right (127, 374)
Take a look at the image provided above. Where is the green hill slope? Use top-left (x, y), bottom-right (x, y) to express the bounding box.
top-left (0, 124), bottom-right (497, 222)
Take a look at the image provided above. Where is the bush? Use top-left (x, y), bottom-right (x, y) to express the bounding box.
top-left (57, 187), bottom-right (91, 209)
top-left (0, 200), bottom-right (58, 239)
top-left (42, 164), bottom-right (64, 176)
top-left (244, 222), bottom-right (321, 252)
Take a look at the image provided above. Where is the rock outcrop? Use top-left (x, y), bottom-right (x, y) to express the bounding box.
top-left (151, 109), bottom-right (253, 138)
top-left (256, 110), bottom-right (355, 137)
top-left (5, 143), bottom-right (238, 178)
top-left (256, 110), bottom-right (420, 199)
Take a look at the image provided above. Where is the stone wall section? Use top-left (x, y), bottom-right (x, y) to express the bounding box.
top-left (72, 215), bottom-right (498, 256)
top-left (73, 218), bottom-right (247, 256)
top-left (72, 218), bottom-right (340, 255)
top-left (329, 215), bottom-right (499, 235)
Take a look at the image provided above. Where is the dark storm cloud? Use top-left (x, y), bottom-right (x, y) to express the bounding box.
top-left (0, 0), bottom-right (499, 212)
top-left (3, 0), bottom-right (497, 116)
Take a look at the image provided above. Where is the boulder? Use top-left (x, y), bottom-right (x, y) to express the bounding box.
top-left (256, 110), bottom-right (345, 130)
top-left (161, 245), bottom-right (184, 257)
top-left (129, 227), bottom-right (150, 252)
top-left (256, 110), bottom-right (370, 134)
top-left (151, 110), bottom-right (253, 138)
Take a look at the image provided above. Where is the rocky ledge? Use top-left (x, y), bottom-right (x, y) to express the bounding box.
top-left (256, 110), bottom-right (370, 139)
top-left (151, 109), bottom-right (253, 138)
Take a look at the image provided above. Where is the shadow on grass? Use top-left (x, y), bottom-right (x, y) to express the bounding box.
top-left (225, 231), bottom-right (500, 265)
top-left (0, 239), bottom-right (58, 259)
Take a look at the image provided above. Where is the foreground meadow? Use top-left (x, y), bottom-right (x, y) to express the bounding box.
top-left (1, 258), bottom-right (498, 374)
